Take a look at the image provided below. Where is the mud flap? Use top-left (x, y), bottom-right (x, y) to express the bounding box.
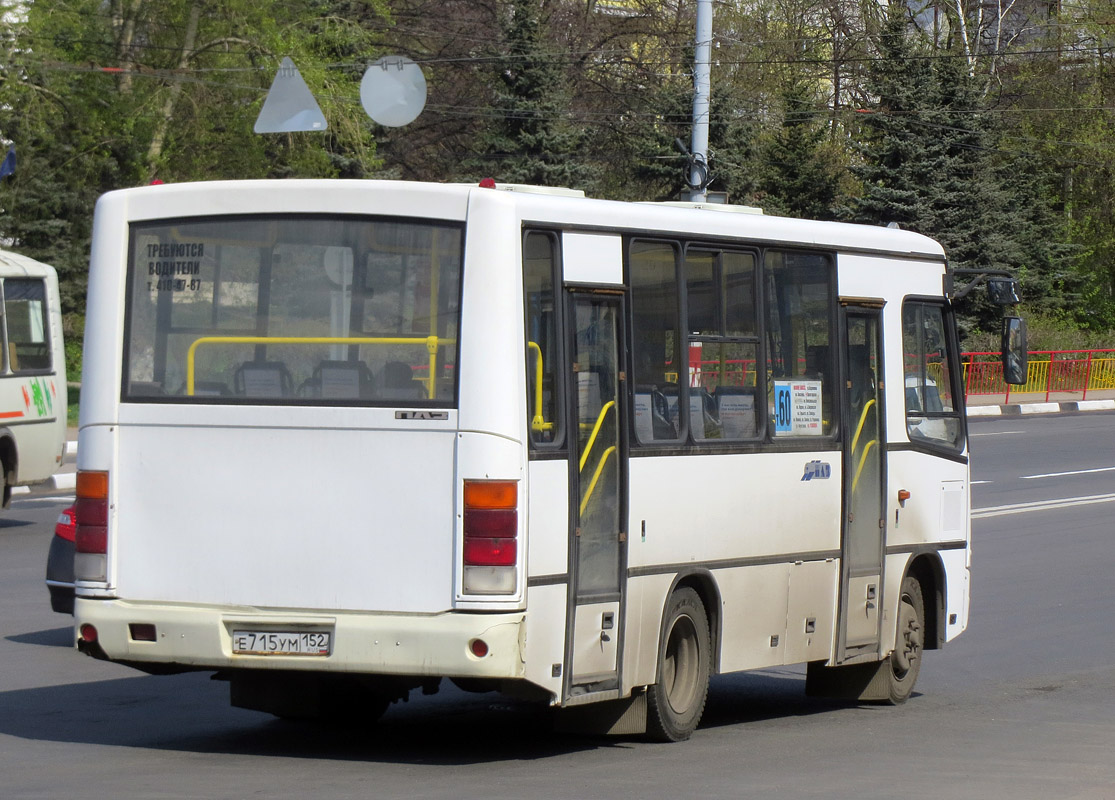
top-left (805, 659), bottom-right (892, 702)
top-left (553, 690), bottom-right (647, 736)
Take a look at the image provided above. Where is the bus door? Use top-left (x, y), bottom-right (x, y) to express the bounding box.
top-left (564, 290), bottom-right (628, 702)
top-left (836, 305), bottom-right (887, 662)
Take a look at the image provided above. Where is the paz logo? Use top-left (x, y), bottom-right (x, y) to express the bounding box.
top-left (801, 460), bottom-right (831, 481)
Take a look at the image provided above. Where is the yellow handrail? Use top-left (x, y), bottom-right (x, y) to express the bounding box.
top-left (580, 445), bottom-right (616, 516)
top-left (527, 341), bottom-right (553, 432)
top-left (186, 334), bottom-right (453, 397)
top-left (849, 397), bottom-right (875, 456)
top-left (851, 439), bottom-right (878, 494)
top-left (579, 400), bottom-right (616, 472)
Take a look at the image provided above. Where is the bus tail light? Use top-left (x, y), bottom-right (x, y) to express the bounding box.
top-left (462, 480), bottom-right (518, 595)
top-left (74, 470), bottom-right (109, 582)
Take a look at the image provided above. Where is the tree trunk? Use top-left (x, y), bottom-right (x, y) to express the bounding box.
top-left (145, 2), bottom-right (202, 180)
top-left (116, 0), bottom-right (145, 94)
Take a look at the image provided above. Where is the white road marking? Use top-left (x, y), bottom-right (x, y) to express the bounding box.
top-left (969, 430), bottom-right (1024, 437)
top-left (971, 480), bottom-right (993, 485)
top-left (972, 492), bottom-right (1115, 518)
top-left (11, 495), bottom-right (74, 505)
top-left (1021, 466), bottom-right (1115, 480)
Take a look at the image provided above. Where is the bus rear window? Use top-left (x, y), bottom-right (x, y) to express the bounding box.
top-left (124, 216), bottom-right (462, 405)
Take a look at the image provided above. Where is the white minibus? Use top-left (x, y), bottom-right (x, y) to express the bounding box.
top-left (0, 249), bottom-right (67, 505)
top-left (75, 180), bottom-right (980, 740)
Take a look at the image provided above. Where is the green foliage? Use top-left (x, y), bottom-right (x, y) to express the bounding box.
top-left (464, 0), bottom-right (600, 190)
top-left (752, 81), bottom-right (846, 219)
top-left (63, 313), bottom-right (84, 383)
top-left (962, 307), bottom-right (1115, 353)
top-left (847, 3), bottom-right (1074, 337)
top-left (0, 0), bottom-right (386, 319)
top-left (3, 0), bottom-right (1114, 354)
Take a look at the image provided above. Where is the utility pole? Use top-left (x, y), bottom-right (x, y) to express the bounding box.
top-left (688, 0), bottom-right (712, 201)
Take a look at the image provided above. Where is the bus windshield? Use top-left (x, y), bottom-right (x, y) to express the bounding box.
top-left (124, 215), bottom-right (462, 404)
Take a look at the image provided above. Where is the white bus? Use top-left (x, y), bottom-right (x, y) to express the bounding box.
top-left (0, 249), bottom-right (67, 506)
top-left (74, 179), bottom-right (985, 740)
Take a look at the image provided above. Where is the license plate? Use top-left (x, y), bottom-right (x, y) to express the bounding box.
top-left (232, 630), bottom-right (331, 656)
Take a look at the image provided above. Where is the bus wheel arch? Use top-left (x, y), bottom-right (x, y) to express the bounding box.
top-left (905, 554), bottom-right (945, 651)
top-left (646, 578), bottom-right (716, 742)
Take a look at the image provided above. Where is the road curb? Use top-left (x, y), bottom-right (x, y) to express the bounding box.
top-left (12, 471), bottom-right (76, 496)
top-left (967, 399), bottom-right (1115, 417)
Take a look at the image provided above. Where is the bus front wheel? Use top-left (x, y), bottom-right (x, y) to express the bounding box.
top-left (883, 575), bottom-right (925, 704)
top-left (646, 587), bottom-right (710, 742)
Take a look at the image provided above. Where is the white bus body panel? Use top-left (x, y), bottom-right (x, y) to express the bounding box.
top-left (110, 407), bottom-right (457, 612)
top-left (625, 451), bottom-right (841, 684)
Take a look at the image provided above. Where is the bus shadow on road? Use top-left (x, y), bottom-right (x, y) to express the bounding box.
top-left (6, 626), bottom-right (73, 648)
top-left (0, 667), bottom-right (889, 765)
top-left (701, 669), bottom-right (868, 730)
top-left (0, 628), bottom-right (900, 763)
top-left (0, 669), bottom-right (602, 764)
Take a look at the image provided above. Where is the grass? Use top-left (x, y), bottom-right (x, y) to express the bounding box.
top-left (67, 384), bottom-right (79, 427)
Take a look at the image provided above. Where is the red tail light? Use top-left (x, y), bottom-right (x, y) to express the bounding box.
top-left (463, 481), bottom-right (517, 567)
top-left (55, 506), bottom-right (77, 543)
top-left (75, 470), bottom-right (109, 555)
top-left (462, 480), bottom-right (518, 594)
top-left (463, 537), bottom-right (517, 566)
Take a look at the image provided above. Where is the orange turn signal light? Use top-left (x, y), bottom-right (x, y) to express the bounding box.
top-left (77, 470), bottom-right (109, 500)
top-left (464, 480), bottom-right (516, 509)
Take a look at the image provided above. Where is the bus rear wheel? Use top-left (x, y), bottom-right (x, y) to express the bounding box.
top-left (646, 587), bottom-right (710, 742)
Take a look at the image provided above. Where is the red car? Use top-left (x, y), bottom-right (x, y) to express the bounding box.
top-left (45, 505), bottom-right (76, 614)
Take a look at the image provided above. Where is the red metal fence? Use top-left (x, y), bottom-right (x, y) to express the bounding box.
top-left (962, 349), bottom-right (1115, 402)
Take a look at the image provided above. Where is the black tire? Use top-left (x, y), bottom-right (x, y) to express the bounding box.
top-left (883, 575), bottom-right (925, 704)
top-left (646, 587), bottom-right (711, 742)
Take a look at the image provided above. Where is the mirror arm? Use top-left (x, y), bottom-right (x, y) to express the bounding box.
top-left (947, 268), bottom-right (1017, 302)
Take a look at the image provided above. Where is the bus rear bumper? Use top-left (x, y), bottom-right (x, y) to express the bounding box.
top-left (74, 598), bottom-right (527, 680)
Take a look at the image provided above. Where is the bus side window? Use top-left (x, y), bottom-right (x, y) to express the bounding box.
top-left (2, 278), bottom-right (52, 373)
top-left (630, 240), bottom-right (682, 444)
top-left (684, 247), bottom-right (759, 442)
top-left (524, 231), bottom-right (563, 446)
top-left (902, 302), bottom-right (962, 448)
top-left (764, 251), bottom-right (835, 438)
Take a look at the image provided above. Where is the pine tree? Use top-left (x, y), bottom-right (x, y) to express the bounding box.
top-left (755, 81), bottom-right (844, 219)
top-left (846, 3), bottom-right (933, 229)
top-left (466, 0), bottom-right (599, 190)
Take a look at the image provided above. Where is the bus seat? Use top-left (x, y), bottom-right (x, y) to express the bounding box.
top-left (192, 381), bottom-right (230, 397)
top-left (690, 387), bottom-right (722, 440)
top-left (313, 360), bottom-right (374, 399)
top-left (233, 361), bottom-right (294, 398)
top-left (380, 361), bottom-right (424, 399)
top-left (805, 344), bottom-right (828, 376)
top-left (634, 385), bottom-right (678, 441)
top-left (714, 386), bottom-right (758, 438)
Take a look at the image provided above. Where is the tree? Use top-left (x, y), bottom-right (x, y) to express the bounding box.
top-left (0, 0), bottom-right (387, 317)
top-left (463, 0), bottom-right (600, 189)
top-left (753, 80), bottom-right (846, 218)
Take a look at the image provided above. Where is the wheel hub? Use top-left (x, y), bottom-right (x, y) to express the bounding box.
top-left (894, 602), bottom-right (923, 674)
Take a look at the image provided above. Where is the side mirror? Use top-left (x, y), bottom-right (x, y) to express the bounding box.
top-left (1001, 316), bottom-right (1028, 385)
top-left (988, 278), bottom-right (1021, 305)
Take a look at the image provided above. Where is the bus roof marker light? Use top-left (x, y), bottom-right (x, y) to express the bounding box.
top-left (479, 178), bottom-right (497, 188)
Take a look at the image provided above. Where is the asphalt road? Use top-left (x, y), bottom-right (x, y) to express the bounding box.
top-left (1, 412), bottom-right (1113, 799)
